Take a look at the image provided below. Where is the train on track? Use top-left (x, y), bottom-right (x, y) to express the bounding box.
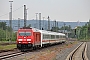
top-left (17, 27), bottom-right (66, 51)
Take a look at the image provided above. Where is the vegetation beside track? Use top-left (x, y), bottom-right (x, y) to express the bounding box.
top-left (0, 22), bottom-right (16, 41)
top-left (0, 41), bottom-right (16, 43)
top-left (0, 44), bottom-right (16, 50)
top-left (0, 41), bottom-right (16, 45)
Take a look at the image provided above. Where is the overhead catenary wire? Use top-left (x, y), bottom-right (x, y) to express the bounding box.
top-left (0, 6), bottom-right (23, 18)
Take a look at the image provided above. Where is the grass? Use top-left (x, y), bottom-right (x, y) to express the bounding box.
top-left (0, 41), bottom-right (16, 43)
top-left (70, 42), bottom-right (73, 44)
top-left (0, 44), bottom-right (16, 50)
top-left (65, 42), bottom-right (69, 46)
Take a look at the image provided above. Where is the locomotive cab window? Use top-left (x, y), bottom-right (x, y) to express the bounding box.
top-left (26, 32), bottom-right (31, 36)
top-left (19, 32), bottom-right (31, 36)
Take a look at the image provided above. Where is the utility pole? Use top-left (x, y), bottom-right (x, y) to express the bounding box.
top-left (57, 22), bottom-right (58, 32)
top-left (39, 13), bottom-right (41, 30)
top-left (24, 5), bottom-right (27, 27)
top-left (6, 20), bottom-right (7, 40)
top-left (53, 21), bottom-right (54, 27)
top-left (6, 28), bottom-right (7, 40)
top-left (9, 0), bottom-right (13, 41)
top-left (55, 20), bottom-right (56, 32)
top-left (48, 16), bottom-right (50, 30)
top-left (43, 17), bottom-right (45, 30)
top-left (18, 18), bottom-right (20, 29)
top-left (36, 13), bottom-right (38, 28)
top-left (64, 23), bottom-right (66, 33)
top-left (45, 22), bottom-right (47, 30)
top-left (57, 22), bottom-right (58, 28)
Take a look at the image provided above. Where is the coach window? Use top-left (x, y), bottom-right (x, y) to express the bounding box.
top-left (43, 34), bottom-right (49, 39)
top-left (51, 35), bottom-right (52, 39)
top-left (43, 34), bottom-right (45, 39)
top-left (63, 36), bottom-right (66, 39)
top-left (43, 34), bottom-right (44, 39)
top-left (63, 36), bottom-right (65, 38)
top-left (47, 35), bottom-right (50, 39)
top-left (48, 35), bottom-right (50, 39)
top-left (45, 35), bottom-right (47, 39)
top-left (51, 35), bottom-right (55, 39)
top-left (56, 35), bottom-right (59, 38)
top-left (59, 35), bottom-right (61, 38)
top-left (47, 35), bottom-right (49, 39)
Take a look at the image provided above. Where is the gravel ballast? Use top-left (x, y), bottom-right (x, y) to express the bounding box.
top-left (86, 42), bottom-right (90, 60)
top-left (55, 42), bottom-right (81, 60)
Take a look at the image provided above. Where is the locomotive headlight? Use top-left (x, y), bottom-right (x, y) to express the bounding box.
top-left (19, 42), bottom-right (21, 43)
top-left (27, 39), bottom-right (31, 41)
top-left (28, 42), bottom-right (31, 43)
top-left (18, 39), bottom-right (22, 41)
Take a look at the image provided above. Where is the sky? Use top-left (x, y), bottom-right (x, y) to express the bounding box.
top-left (0, 0), bottom-right (90, 22)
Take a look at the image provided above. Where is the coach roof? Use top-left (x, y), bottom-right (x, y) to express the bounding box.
top-left (27, 27), bottom-right (65, 36)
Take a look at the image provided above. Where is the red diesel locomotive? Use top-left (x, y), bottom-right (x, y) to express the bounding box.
top-left (17, 27), bottom-right (66, 51)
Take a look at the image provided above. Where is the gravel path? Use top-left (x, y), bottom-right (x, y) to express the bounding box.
top-left (55, 42), bottom-right (81, 60)
top-left (86, 42), bottom-right (90, 60)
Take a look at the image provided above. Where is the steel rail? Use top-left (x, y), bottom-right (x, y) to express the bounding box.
top-left (0, 51), bottom-right (26, 60)
top-left (66, 42), bottom-right (88, 60)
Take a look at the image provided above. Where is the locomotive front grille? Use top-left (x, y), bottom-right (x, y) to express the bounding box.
top-left (17, 44), bottom-right (33, 49)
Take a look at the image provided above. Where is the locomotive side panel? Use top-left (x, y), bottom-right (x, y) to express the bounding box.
top-left (33, 32), bottom-right (41, 46)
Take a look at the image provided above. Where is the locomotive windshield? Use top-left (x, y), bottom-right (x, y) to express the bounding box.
top-left (19, 32), bottom-right (31, 36)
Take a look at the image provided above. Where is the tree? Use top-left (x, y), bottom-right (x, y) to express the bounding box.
top-left (27, 24), bottom-right (31, 27)
top-left (59, 25), bottom-right (71, 31)
top-left (0, 22), bottom-right (7, 30)
top-left (51, 27), bottom-right (59, 32)
top-left (0, 29), bottom-right (6, 41)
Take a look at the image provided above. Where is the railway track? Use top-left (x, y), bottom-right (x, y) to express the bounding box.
top-left (0, 51), bottom-right (26, 60)
top-left (66, 42), bottom-right (88, 60)
top-left (0, 41), bottom-right (74, 60)
top-left (0, 42), bottom-right (66, 60)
